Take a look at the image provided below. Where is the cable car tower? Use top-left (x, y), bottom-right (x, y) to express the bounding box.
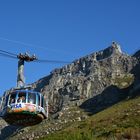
top-left (17, 52), bottom-right (37, 88)
top-left (0, 51), bottom-right (50, 126)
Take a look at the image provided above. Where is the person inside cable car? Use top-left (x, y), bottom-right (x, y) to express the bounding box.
top-left (17, 96), bottom-right (26, 103)
top-left (9, 94), bottom-right (16, 104)
top-left (21, 96), bottom-right (26, 103)
top-left (9, 98), bottom-right (15, 104)
top-left (17, 92), bottom-right (26, 103)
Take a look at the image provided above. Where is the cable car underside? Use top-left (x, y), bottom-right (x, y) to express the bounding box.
top-left (3, 111), bottom-right (44, 126)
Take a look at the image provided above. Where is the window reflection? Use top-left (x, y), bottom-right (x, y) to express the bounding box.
top-left (28, 92), bottom-right (36, 104)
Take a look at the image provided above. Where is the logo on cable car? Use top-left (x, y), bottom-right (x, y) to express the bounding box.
top-left (11, 103), bottom-right (22, 109)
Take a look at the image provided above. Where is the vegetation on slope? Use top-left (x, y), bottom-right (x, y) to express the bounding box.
top-left (40, 95), bottom-right (140, 140)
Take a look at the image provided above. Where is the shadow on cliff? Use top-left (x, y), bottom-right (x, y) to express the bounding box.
top-left (0, 125), bottom-right (23, 140)
top-left (80, 62), bottom-right (140, 116)
top-left (80, 85), bottom-right (125, 115)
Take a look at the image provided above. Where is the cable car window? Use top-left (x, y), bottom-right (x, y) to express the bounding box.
top-left (9, 93), bottom-right (16, 104)
top-left (4, 95), bottom-right (9, 107)
top-left (37, 93), bottom-right (40, 106)
top-left (17, 92), bottom-right (26, 103)
top-left (41, 95), bottom-right (44, 107)
top-left (28, 92), bottom-right (36, 104)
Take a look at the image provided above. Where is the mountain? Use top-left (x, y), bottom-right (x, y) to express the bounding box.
top-left (32, 42), bottom-right (139, 114)
top-left (0, 42), bottom-right (140, 140)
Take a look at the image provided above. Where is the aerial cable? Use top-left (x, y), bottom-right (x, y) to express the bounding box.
top-left (0, 37), bottom-right (69, 55)
top-left (35, 59), bottom-right (71, 64)
top-left (0, 52), bottom-right (17, 59)
top-left (0, 49), bottom-right (17, 56)
top-left (0, 37), bottom-right (36, 48)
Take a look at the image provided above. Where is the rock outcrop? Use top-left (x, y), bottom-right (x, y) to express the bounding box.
top-left (32, 42), bottom-right (140, 114)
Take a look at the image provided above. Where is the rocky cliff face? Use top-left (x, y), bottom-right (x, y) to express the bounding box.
top-left (32, 42), bottom-right (140, 114)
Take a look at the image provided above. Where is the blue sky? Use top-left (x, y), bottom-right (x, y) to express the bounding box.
top-left (0, 0), bottom-right (140, 95)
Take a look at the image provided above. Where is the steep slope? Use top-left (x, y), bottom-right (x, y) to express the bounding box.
top-left (40, 93), bottom-right (140, 140)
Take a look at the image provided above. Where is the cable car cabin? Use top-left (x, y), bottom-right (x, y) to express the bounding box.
top-left (0, 90), bottom-right (47, 126)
